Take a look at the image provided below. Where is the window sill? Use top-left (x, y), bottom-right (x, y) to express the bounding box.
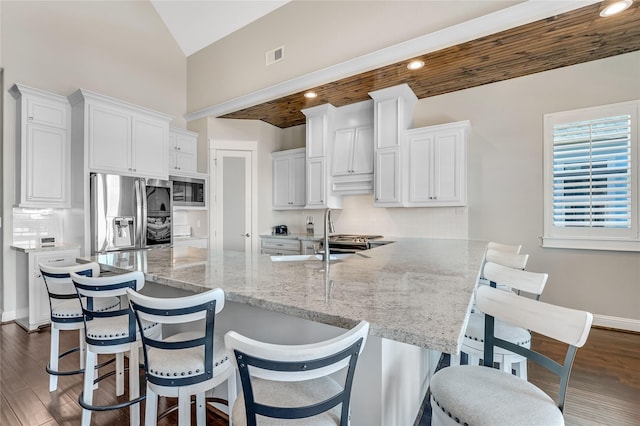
top-left (542, 237), bottom-right (640, 252)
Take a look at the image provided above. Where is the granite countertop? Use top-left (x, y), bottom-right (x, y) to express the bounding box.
top-left (81, 238), bottom-right (486, 354)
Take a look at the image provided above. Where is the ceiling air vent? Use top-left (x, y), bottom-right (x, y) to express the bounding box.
top-left (266, 46), bottom-right (284, 66)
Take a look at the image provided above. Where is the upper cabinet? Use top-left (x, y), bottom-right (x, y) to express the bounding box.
top-left (405, 121), bottom-right (469, 206)
top-left (10, 84), bottom-right (71, 208)
top-left (69, 89), bottom-right (172, 180)
top-left (272, 148), bottom-right (306, 209)
top-left (369, 84), bottom-right (417, 207)
top-left (169, 128), bottom-right (198, 174)
top-left (301, 104), bottom-right (342, 209)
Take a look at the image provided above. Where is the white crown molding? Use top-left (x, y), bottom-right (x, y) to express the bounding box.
top-left (185, 0), bottom-right (599, 122)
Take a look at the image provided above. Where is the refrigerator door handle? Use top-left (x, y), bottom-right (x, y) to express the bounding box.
top-left (137, 178), bottom-right (146, 248)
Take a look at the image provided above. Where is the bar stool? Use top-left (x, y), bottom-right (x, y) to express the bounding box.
top-left (39, 262), bottom-right (119, 392)
top-left (126, 287), bottom-right (236, 426)
top-left (430, 285), bottom-right (593, 426)
top-left (225, 320), bottom-right (369, 426)
top-left (72, 270), bottom-right (161, 426)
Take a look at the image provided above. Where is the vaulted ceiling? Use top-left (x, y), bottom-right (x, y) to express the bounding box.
top-left (220, 2), bottom-right (640, 128)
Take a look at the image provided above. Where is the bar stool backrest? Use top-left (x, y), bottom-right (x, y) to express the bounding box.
top-left (126, 288), bottom-right (225, 388)
top-left (40, 262), bottom-right (100, 324)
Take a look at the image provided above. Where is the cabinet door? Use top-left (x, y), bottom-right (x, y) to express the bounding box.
top-left (351, 126), bottom-right (374, 174)
top-left (26, 96), bottom-right (67, 129)
top-left (24, 124), bottom-right (69, 207)
top-left (170, 131), bottom-right (197, 173)
top-left (407, 132), bottom-right (434, 203)
top-left (273, 156), bottom-right (292, 208)
top-left (132, 116), bottom-right (168, 179)
top-left (306, 158), bottom-right (326, 207)
top-left (88, 103), bottom-right (132, 174)
top-left (332, 129), bottom-right (355, 176)
top-left (374, 149), bottom-right (401, 205)
top-left (290, 155), bottom-right (306, 207)
top-left (431, 131), bottom-right (465, 204)
top-left (306, 114), bottom-right (326, 158)
top-left (375, 98), bottom-right (401, 149)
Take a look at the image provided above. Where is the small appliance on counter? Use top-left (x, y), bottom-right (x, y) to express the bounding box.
top-left (272, 225), bottom-right (288, 235)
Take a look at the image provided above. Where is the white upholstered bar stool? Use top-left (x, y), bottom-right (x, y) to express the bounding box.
top-left (126, 287), bottom-right (237, 426)
top-left (39, 262), bottom-right (119, 392)
top-left (72, 270), bottom-right (160, 426)
top-left (450, 247), bottom-right (532, 374)
top-left (225, 320), bottom-right (369, 426)
top-left (463, 262), bottom-right (548, 380)
top-left (430, 285), bottom-right (593, 426)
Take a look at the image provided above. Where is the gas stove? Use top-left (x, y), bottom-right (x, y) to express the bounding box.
top-left (325, 234), bottom-right (384, 253)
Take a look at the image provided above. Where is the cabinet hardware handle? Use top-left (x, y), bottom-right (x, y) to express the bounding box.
top-left (28, 116), bottom-right (34, 120)
top-left (48, 258), bottom-right (65, 263)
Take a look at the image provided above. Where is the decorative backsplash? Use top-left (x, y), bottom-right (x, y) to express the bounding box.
top-left (13, 208), bottom-right (63, 245)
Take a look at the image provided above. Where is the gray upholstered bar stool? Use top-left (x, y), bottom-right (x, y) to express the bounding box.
top-left (72, 270), bottom-right (161, 426)
top-left (39, 262), bottom-right (119, 392)
top-left (225, 320), bottom-right (369, 426)
top-left (127, 287), bottom-right (237, 426)
top-left (430, 284), bottom-right (593, 426)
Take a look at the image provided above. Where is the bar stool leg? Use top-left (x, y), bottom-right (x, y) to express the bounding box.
top-left (178, 388), bottom-right (191, 426)
top-left (145, 387), bottom-right (158, 426)
top-left (49, 327), bottom-right (60, 392)
top-left (81, 350), bottom-right (97, 426)
top-left (116, 352), bottom-right (125, 396)
top-left (79, 331), bottom-right (86, 370)
top-left (196, 392), bottom-right (206, 426)
top-left (129, 344), bottom-right (140, 426)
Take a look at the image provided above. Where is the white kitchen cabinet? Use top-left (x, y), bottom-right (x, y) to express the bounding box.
top-left (260, 237), bottom-right (301, 255)
top-left (301, 239), bottom-right (320, 255)
top-left (301, 104), bottom-right (342, 209)
top-left (272, 148), bottom-right (306, 209)
top-left (375, 148), bottom-right (402, 204)
top-left (15, 247), bottom-right (80, 332)
top-left (10, 84), bottom-right (71, 208)
top-left (405, 121), bottom-right (469, 206)
top-left (169, 128), bottom-right (198, 174)
top-left (331, 126), bottom-right (374, 194)
top-left (69, 89), bottom-right (172, 180)
top-left (369, 84), bottom-right (417, 207)
top-left (332, 126), bottom-right (373, 176)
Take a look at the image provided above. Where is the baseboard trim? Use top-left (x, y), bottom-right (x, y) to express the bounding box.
top-left (1, 310), bottom-right (17, 324)
top-left (593, 314), bottom-right (640, 333)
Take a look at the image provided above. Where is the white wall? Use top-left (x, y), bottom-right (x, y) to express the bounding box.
top-left (1, 1), bottom-right (186, 321)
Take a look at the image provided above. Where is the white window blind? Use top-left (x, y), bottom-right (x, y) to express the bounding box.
top-left (543, 100), bottom-right (639, 251)
top-left (552, 115), bottom-right (631, 228)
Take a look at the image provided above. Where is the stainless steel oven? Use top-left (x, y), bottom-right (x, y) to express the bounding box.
top-left (170, 175), bottom-right (206, 207)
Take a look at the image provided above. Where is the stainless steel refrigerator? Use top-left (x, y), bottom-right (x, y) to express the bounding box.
top-left (90, 173), bottom-right (172, 254)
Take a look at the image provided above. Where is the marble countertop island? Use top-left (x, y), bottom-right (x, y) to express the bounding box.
top-left (81, 238), bottom-right (486, 354)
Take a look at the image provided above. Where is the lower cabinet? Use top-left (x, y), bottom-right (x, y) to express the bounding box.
top-left (260, 238), bottom-right (301, 255)
top-left (15, 248), bottom-right (80, 332)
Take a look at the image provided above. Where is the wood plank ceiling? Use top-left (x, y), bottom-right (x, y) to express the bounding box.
top-left (221, 2), bottom-right (640, 129)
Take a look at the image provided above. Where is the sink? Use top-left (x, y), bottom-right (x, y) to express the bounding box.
top-left (270, 253), bottom-right (353, 262)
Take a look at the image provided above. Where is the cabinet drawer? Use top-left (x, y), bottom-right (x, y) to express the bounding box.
top-left (261, 238), bottom-right (301, 252)
top-left (33, 252), bottom-right (78, 273)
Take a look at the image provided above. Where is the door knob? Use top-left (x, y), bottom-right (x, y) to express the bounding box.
top-left (242, 233), bottom-right (250, 237)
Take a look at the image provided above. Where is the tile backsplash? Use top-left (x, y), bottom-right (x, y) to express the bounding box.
top-left (13, 208), bottom-right (63, 245)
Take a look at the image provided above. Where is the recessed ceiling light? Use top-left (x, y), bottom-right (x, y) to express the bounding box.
top-left (600, 0), bottom-right (633, 17)
top-left (407, 60), bottom-right (425, 70)
top-left (304, 91), bottom-right (317, 99)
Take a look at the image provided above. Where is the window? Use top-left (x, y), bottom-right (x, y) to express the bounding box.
top-left (543, 100), bottom-right (639, 251)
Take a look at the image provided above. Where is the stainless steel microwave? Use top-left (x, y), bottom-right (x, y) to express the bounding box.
top-left (170, 175), bottom-right (206, 207)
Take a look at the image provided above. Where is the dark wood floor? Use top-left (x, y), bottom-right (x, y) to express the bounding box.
top-left (1, 322), bottom-right (639, 425)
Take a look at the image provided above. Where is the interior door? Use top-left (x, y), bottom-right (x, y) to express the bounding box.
top-left (215, 150), bottom-right (252, 253)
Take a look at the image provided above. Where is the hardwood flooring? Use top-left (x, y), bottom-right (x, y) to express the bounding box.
top-left (1, 322), bottom-right (639, 425)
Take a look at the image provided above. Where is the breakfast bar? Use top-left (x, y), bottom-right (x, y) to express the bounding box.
top-left (80, 237), bottom-right (487, 425)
